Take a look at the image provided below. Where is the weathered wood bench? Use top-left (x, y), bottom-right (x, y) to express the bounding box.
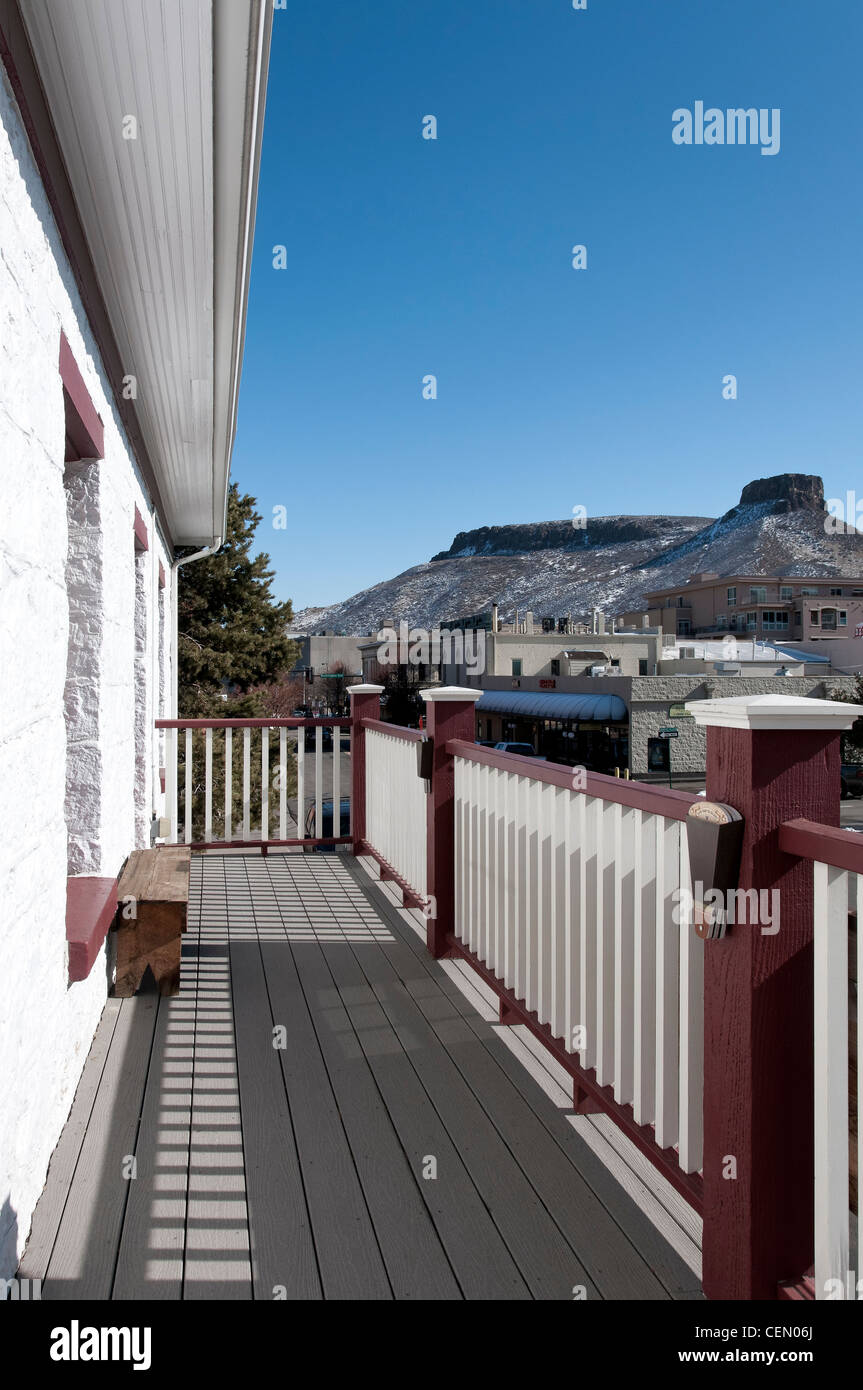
top-left (113, 846), bottom-right (191, 996)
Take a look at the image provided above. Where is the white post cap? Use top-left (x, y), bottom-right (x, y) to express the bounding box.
top-left (419, 686), bottom-right (483, 704)
top-left (347, 683), bottom-right (385, 696)
top-left (685, 693), bottom-right (863, 730)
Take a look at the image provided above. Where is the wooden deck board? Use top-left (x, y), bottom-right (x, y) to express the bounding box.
top-left (285, 940), bottom-right (463, 1300)
top-left (345, 855), bottom-right (703, 1298)
top-left (21, 851), bottom-right (704, 1301)
top-left (42, 992), bottom-right (159, 1299)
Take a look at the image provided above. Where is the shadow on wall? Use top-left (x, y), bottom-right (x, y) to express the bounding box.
top-left (1, 1195), bottom-right (19, 1285)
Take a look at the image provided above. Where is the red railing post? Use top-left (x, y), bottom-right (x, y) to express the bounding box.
top-left (419, 686), bottom-right (482, 959)
top-left (348, 683), bottom-right (383, 855)
top-left (688, 693), bottom-right (859, 1299)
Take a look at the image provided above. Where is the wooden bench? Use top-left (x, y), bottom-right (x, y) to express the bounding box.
top-left (113, 846), bottom-right (191, 996)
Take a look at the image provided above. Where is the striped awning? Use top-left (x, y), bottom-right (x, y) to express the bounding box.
top-left (475, 690), bottom-right (628, 722)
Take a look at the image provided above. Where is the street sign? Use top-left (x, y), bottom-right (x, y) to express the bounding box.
top-left (659, 727), bottom-right (678, 738)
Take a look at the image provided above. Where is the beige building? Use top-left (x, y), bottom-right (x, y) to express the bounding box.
top-left (625, 571), bottom-right (863, 646)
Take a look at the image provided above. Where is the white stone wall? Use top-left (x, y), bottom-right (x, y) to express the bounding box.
top-left (0, 63), bottom-right (172, 1276)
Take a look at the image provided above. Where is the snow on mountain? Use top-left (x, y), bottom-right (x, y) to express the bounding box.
top-left (291, 475), bottom-right (863, 636)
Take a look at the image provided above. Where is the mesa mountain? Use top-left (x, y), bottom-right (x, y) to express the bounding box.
top-left (291, 475), bottom-right (862, 635)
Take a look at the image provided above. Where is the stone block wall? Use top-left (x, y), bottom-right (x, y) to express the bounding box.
top-left (0, 64), bottom-right (172, 1277)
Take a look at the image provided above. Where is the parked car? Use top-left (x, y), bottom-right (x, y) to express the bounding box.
top-left (303, 798), bottom-right (351, 850)
top-left (339, 727), bottom-right (351, 749)
top-left (841, 764), bottom-right (863, 799)
top-left (475, 739), bottom-right (497, 747)
top-left (494, 741), bottom-right (542, 758)
top-left (304, 725), bottom-right (333, 751)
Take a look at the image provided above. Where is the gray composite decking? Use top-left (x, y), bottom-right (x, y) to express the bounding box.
top-left (19, 852), bottom-right (703, 1301)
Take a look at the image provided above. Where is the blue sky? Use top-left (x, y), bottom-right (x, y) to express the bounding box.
top-left (232, 0), bottom-right (863, 613)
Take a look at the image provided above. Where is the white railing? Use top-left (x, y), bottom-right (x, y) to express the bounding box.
top-left (364, 725), bottom-right (427, 899)
top-left (157, 719), bottom-right (349, 846)
top-left (812, 861), bottom-right (860, 1300)
top-left (452, 755), bottom-right (703, 1175)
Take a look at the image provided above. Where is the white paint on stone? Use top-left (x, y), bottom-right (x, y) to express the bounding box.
top-left (0, 62), bottom-right (173, 1276)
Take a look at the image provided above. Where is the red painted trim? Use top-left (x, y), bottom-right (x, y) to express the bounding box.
top-left (426, 702), bottom-right (481, 957)
top-left (450, 934), bottom-right (704, 1212)
top-left (156, 717), bottom-right (350, 729)
top-left (59, 331), bottom-right (104, 461)
top-left (701, 728), bottom-right (839, 1300)
top-left (777, 1274), bottom-right (816, 1301)
top-left (361, 718), bottom-right (424, 742)
top-left (190, 836), bottom-right (351, 852)
top-left (446, 739), bottom-right (698, 821)
top-left (350, 689), bottom-right (382, 851)
top-left (133, 505), bottom-right (149, 552)
top-left (356, 840), bottom-right (426, 909)
top-left (779, 817), bottom-right (863, 874)
top-left (0, 4), bottom-right (173, 540)
top-left (66, 876), bottom-right (117, 983)
top-left (158, 561), bottom-right (166, 589)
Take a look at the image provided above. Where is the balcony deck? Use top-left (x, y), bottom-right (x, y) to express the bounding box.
top-left (20, 852), bottom-right (702, 1301)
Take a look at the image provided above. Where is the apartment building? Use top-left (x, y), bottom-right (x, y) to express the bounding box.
top-left (630, 571), bottom-right (863, 644)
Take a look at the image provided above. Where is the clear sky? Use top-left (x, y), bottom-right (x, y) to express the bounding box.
top-left (231, 0), bottom-right (863, 614)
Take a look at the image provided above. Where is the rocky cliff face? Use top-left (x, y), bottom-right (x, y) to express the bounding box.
top-left (292, 474), bottom-right (863, 635)
top-left (727, 473), bottom-right (825, 518)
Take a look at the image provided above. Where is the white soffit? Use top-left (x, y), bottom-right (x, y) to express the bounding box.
top-left (20, 0), bottom-right (272, 546)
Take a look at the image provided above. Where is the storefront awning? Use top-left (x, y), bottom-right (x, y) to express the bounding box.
top-left (475, 690), bottom-right (628, 722)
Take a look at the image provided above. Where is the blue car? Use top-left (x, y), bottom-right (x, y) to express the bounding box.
top-left (303, 798), bottom-right (351, 850)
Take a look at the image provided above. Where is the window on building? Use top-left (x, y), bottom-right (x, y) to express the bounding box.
top-left (610, 658), bottom-right (620, 667)
top-left (677, 620), bottom-right (691, 635)
top-left (727, 586), bottom-right (736, 605)
top-left (762, 611), bottom-right (789, 630)
top-left (839, 611), bottom-right (847, 626)
top-left (749, 586), bottom-right (767, 604)
top-left (831, 587), bottom-right (843, 597)
top-left (746, 612), bottom-right (758, 630)
top-left (512, 659), bottom-right (522, 676)
top-left (638, 659), bottom-right (648, 675)
top-left (780, 586), bottom-right (793, 601)
top-left (800, 586), bottom-right (820, 596)
top-left (550, 659), bottom-right (560, 676)
top-left (811, 610), bottom-right (820, 625)
top-left (716, 614), bottom-right (727, 628)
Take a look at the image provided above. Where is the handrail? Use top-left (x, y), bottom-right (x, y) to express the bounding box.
top-left (446, 738), bottom-right (700, 821)
top-left (779, 817), bottom-right (863, 874)
top-left (156, 717), bottom-right (350, 729)
top-left (361, 718), bottom-right (423, 742)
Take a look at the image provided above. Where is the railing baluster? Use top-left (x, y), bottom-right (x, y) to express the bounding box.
top-left (204, 727), bottom-right (212, 844)
top-left (332, 720), bottom-right (341, 845)
top-left (260, 726), bottom-right (269, 844)
top-left (166, 726), bottom-right (178, 843)
top-left (279, 727), bottom-right (287, 841)
top-left (677, 819), bottom-right (703, 1174)
top-left (224, 727), bottom-right (232, 842)
top-left (633, 809), bottom-right (656, 1127)
top-left (614, 805), bottom-right (635, 1106)
top-left (315, 725), bottom-right (323, 841)
top-left (296, 726), bottom-right (305, 840)
top-left (814, 861), bottom-right (850, 1298)
top-left (242, 727), bottom-right (251, 841)
top-left (655, 818), bottom-right (680, 1151)
top-left (184, 728), bottom-right (192, 845)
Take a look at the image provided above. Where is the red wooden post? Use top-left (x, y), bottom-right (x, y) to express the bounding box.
top-left (348, 683), bottom-right (383, 855)
top-left (420, 686), bottom-right (481, 959)
top-left (689, 693), bottom-right (861, 1300)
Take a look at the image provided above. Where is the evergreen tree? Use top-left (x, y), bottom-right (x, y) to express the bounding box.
top-left (176, 485), bottom-right (299, 839)
top-left (177, 483), bottom-right (297, 714)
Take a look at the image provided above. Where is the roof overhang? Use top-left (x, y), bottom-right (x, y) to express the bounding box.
top-left (475, 690), bottom-right (629, 723)
top-left (16, 0), bottom-right (272, 547)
